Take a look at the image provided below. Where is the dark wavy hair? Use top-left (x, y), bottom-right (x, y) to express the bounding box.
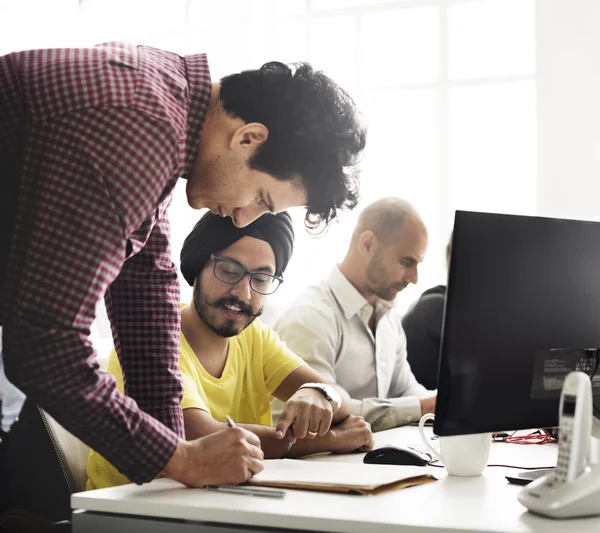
top-left (219, 62), bottom-right (367, 230)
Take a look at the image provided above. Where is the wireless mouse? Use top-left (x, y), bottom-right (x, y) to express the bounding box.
top-left (363, 445), bottom-right (431, 466)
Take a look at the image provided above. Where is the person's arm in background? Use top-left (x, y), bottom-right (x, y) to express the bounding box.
top-left (0, 349), bottom-right (26, 435)
top-left (274, 303), bottom-right (431, 432)
top-left (371, 316), bottom-right (436, 430)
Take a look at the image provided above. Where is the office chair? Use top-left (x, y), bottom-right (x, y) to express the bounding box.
top-left (38, 407), bottom-right (90, 494)
top-left (0, 399), bottom-right (89, 524)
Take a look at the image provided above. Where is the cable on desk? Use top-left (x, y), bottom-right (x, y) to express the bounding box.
top-left (426, 460), bottom-right (555, 470)
top-left (492, 428), bottom-right (555, 445)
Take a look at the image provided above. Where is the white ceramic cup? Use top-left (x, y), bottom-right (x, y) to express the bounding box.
top-left (418, 413), bottom-right (491, 477)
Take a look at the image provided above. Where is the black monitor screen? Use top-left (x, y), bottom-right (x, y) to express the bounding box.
top-left (435, 211), bottom-right (600, 436)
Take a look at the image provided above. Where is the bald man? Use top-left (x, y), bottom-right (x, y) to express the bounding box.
top-left (274, 198), bottom-right (436, 431)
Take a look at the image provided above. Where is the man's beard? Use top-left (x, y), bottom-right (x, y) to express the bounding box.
top-left (366, 257), bottom-right (407, 301)
top-left (193, 289), bottom-right (263, 338)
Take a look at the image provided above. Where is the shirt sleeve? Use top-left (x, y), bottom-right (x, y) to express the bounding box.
top-left (258, 321), bottom-right (306, 396)
top-left (177, 347), bottom-right (210, 414)
top-left (347, 315), bottom-right (429, 430)
top-left (275, 303), bottom-right (426, 430)
top-left (105, 204), bottom-right (185, 438)
top-left (271, 304), bottom-right (339, 422)
top-left (350, 397), bottom-right (423, 431)
top-left (2, 106), bottom-right (182, 485)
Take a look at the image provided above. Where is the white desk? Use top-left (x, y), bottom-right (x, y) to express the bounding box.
top-left (71, 426), bottom-right (600, 533)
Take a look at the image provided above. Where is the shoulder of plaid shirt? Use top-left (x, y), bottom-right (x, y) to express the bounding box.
top-left (0, 42), bottom-right (211, 484)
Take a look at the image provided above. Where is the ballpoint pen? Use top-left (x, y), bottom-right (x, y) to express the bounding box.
top-left (204, 485), bottom-right (286, 499)
top-left (216, 415), bottom-right (286, 498)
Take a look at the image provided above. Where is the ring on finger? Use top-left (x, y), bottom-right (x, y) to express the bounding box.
top-left (307, 429), bottom-right (318, 438)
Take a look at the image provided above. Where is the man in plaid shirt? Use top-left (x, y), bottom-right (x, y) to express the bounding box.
top-left (0, 42), bottom-right (366, 495)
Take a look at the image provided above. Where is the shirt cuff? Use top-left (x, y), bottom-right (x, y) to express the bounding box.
top-left (117, 406), bottom-right (181, 484)
top-left (360, 397), bottom-right (423, 432)
top-left (390, 396), bottom-right (423, 425)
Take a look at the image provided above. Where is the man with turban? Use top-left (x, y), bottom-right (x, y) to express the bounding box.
top-left (87, 211), bottom-right (374, 489)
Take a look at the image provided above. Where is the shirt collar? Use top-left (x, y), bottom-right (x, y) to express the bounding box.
top-left (181, 53), bottom-right (212, 177)
top-left (326, 265), bottom-right (392, 320)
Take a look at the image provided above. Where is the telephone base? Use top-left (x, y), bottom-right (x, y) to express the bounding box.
top-left (518, 465), bottom-right (600, 518)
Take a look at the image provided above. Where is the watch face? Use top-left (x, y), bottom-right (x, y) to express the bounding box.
top-left (323, 384), bottom-right (341, 410)
top-left (300, 383), bottom-right (341, 411)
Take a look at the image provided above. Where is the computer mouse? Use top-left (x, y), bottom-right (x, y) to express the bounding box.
top-left (363, 445), bottom-right (431, 466)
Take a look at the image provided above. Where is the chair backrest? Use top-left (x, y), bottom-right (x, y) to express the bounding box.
top-left (1, 399), bottom-right (79, 521)
top-left (38, 408), bottom-right (90, 494)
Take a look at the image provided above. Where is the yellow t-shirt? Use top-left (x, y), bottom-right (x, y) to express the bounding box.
top-left (86, 316), bottom-right (306, 490)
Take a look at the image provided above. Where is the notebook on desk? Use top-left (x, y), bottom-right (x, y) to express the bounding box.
top-left (248, 458), bottom-right (437, 495)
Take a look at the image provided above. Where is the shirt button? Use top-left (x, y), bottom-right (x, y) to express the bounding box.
top-left (406, 415), bottom-right (413, 422)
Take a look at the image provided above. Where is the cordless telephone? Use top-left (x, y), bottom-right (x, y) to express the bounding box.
top-left (554, 372), bottom-right (593, 483)
top-left (519, 371), bottom-right (600, 518)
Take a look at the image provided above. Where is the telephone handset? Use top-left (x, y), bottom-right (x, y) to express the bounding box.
top-left (555, 371), bottom-right (593, 483)
top-left (518, 371), bottom-right (600, 518)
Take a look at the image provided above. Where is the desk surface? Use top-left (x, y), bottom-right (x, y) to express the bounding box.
top-left (72, 426), bottom-right (600, 533)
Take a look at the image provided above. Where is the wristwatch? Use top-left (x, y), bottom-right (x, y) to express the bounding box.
top-left (297, 382), bottom-right (342, 413)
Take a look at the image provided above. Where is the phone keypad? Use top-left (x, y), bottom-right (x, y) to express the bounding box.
top-left (554, 421), bottom-right (573, 483)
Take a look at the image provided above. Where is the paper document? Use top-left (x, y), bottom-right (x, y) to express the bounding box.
top-left (248, 459), bottom-right (437, 495)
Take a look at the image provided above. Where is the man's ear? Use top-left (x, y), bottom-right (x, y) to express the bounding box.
top-left (358, 231), bottom-right (378, 257)
top-left (229, 122), bottom-right (269, 153)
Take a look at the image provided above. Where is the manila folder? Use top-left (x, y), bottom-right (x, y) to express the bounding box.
top-left (248, 459), bottom-right (437, 495)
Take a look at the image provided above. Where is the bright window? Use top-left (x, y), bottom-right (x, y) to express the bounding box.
top-left (0, 0), bottom-right (536, 323)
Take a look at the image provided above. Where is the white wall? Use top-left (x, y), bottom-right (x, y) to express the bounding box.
top-left (537, 0), bottom-right (600, 221)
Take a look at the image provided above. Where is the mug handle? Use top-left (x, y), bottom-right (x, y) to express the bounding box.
top-left (418, 413), bottom-right (443, 463)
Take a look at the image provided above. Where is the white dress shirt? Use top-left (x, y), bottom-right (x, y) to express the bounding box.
top-left (273, 266), bottom-right (430, 431)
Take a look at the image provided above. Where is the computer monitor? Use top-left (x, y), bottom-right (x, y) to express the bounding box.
top-left (435, 210), bottom-right (600, 437)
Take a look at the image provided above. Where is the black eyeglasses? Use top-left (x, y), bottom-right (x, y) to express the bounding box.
top-left (210, 254), bottom-right (283, 295)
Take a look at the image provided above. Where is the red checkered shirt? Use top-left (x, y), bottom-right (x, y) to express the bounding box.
top-left (0, 43), bottom-right (211, 483)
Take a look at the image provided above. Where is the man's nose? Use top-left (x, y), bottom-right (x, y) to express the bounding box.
top-left (232, 205), bottom-right (270, 228)
top-left (230, 273), bottom-right (252, 299)
top-left (407, 265), bottom-right (419, 285)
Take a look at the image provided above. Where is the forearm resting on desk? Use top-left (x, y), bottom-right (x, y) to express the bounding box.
top-left (350, 396), bottom-right (426, 432)
top-left (183, 408), bottom-right (373, 458)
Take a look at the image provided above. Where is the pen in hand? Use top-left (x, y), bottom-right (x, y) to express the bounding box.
top-left (219, 414), bottom-right (283, 496)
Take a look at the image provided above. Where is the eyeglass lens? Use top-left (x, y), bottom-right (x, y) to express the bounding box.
top-left (214, 261), bottom-right (280, 294)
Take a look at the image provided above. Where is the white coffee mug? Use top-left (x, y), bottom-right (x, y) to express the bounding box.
top-left (418, 413), bottom-right (491, 477)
